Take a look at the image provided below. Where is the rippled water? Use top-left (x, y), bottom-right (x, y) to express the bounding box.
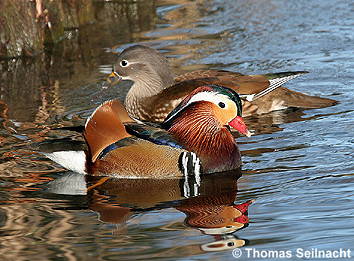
top-left (1, 0), bottom-right (353, 260)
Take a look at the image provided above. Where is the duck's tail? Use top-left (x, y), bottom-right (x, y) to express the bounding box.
top-left (37, 99), bottom-right (133, 173)
top-left (43, 150), bottom-right (87, 174)
top-left (34, 138), bottom-right (88, 174)
top-left (277, 87), bottom-right (338, 109)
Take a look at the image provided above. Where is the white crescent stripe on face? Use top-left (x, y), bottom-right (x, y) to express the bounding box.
top-left (186, 91), bottom-right (231, 108)
top-left (116, 61), bottom-right (142, 80)
top-left (166, 91), bottom-right (232, 122)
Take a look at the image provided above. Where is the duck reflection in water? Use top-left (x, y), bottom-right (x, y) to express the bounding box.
top-left (46, 170), bottom-right (254, 252)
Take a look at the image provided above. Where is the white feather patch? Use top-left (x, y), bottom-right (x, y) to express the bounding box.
top-left (44, 151), bottom-right (87, 174)
top-left (182, 152), bottom-right (190, 198)
top-left (166, 91), bottom-right (231, 122)
top-left (252, 73), bottom-right (305, 100)
top-left (187, 92), bottom-right (230, 108)
top-left (191, 152), bottom-right (201, 186)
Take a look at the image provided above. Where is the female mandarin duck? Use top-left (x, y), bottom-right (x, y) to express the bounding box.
top-left (108, 45), bottom-right (336, 122)
top-left (45, 85), bottom-right (251, 178)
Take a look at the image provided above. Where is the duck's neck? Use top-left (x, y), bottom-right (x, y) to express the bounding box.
top-left (125, 72), bottom-right (174, 119)
top-left (166, 106), bottom-right (241, 173)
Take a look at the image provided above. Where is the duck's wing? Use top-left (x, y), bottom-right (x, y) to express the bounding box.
top-left (88, 124), bottom-right (202, 179)
top-left (174, 69), bottom-right (244, 82)
top-left (90, 137), bottom-right (201, 179)
top-left (124, 122), bottom-right (183, 149)
top-left (142, 71), bottom-right (308, 122)
top-left (175, 70), bottom-right (308, 99)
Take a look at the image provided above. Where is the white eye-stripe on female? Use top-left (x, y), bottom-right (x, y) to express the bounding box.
top-left (119, 60), bottom-right (143, 68)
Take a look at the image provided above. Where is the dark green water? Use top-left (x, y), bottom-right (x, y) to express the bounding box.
top-left (0, 0), bottom-right (353, 260)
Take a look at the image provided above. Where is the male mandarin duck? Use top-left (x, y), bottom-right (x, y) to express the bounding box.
top-left (45, 85), bottom-right (251, 178)
top-left (108, 45), bottom-right (337, 122)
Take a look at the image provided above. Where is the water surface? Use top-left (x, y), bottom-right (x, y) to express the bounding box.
top-left (0, 0), bottom-right (353, 260)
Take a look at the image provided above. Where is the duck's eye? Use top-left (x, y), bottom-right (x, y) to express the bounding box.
top-left (120, 60), bottom-right (129, 67)
top-left (218, 102), bottom-right (226, 108)
top-left (227, 242), bottom-right (235, 247)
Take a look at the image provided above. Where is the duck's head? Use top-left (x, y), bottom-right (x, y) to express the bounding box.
top-left (108, 45), bottom-right (174, 93)
top-left (163, 85), bottom-right (251, 137)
